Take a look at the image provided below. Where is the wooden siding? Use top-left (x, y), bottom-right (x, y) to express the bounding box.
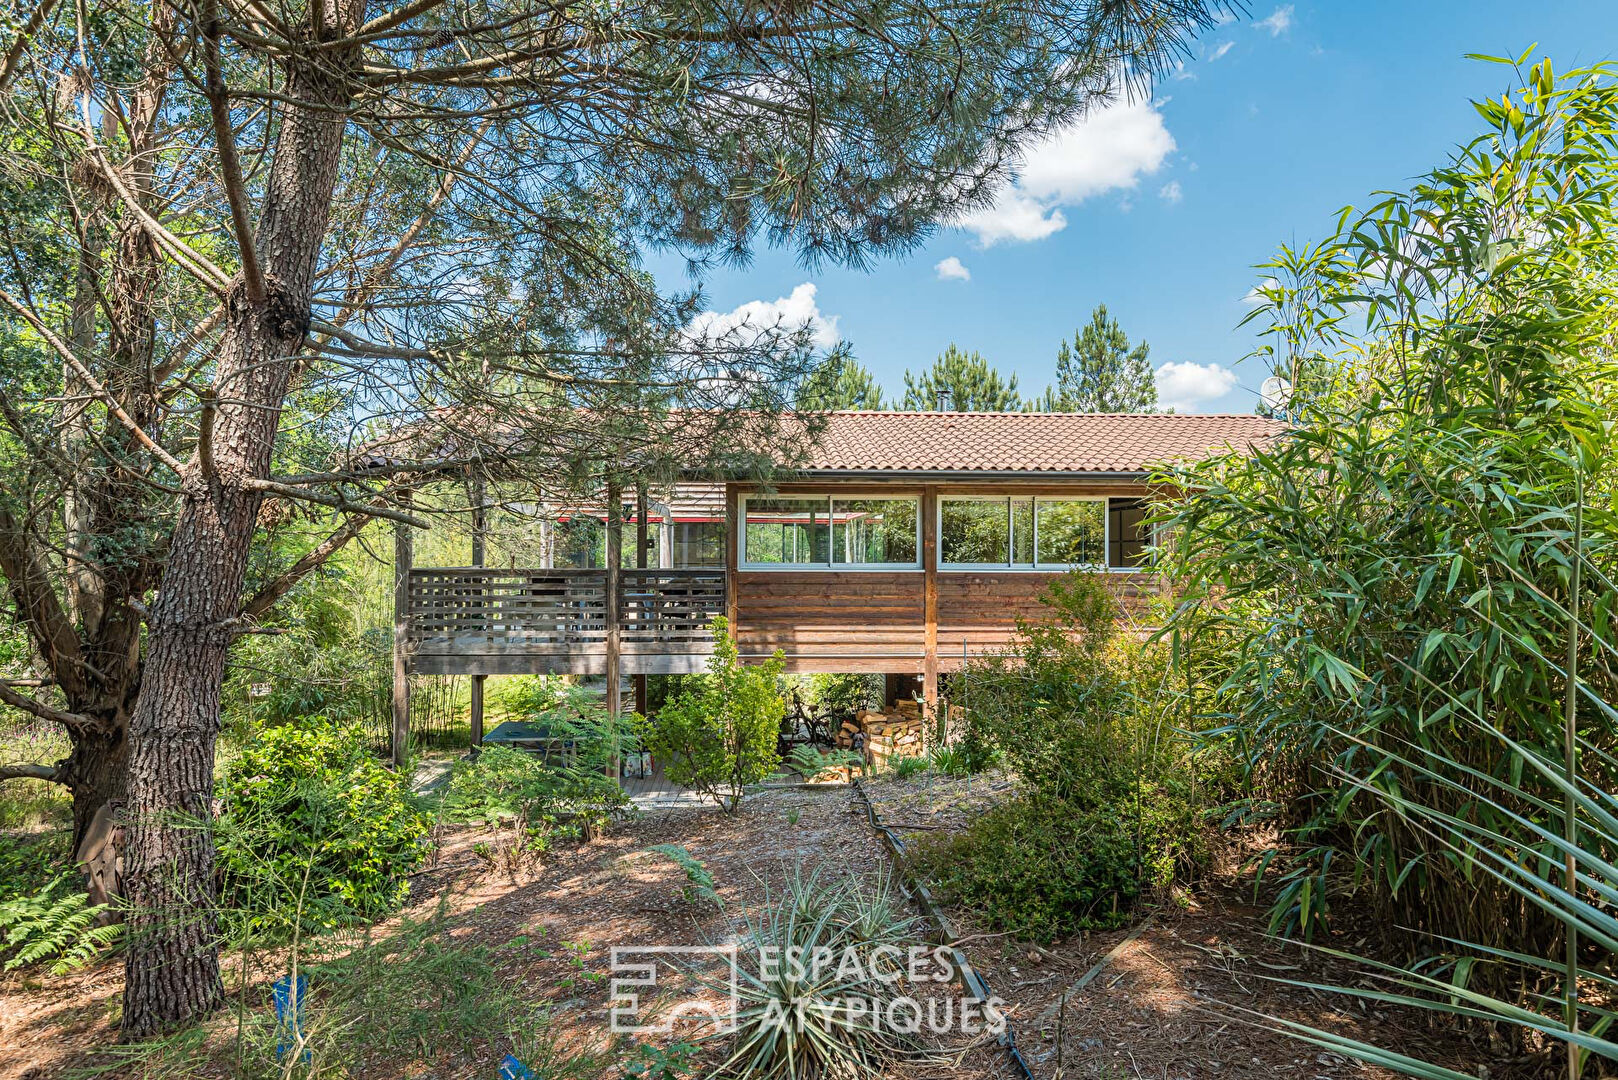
top-left (734, 571), bottom-right (926, 672)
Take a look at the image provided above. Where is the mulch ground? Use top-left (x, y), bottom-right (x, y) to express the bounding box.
top-left (859, 771), bottom-right (1539, 1080)
top-left (0, 784), bottom-right (1002, 1080)
top-left (2, 772), bottom-right (1550, 1080)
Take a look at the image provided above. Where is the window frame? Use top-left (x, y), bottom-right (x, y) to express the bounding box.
top-left (937, 495), bottom-right (1148, 572)
top-left (738, 493), bottom-right (923, 571)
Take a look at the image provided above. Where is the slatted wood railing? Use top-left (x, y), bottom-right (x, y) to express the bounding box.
top-left (406, 567), bottom-right (726, 676)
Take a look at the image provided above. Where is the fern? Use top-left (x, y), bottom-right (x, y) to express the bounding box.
top-left (0, 875), bottom-right (121, 974)
top-left (645, 845), bottom-right (721, 910)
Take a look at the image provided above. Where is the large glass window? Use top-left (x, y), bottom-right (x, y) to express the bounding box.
top-left (742, 495), bottom-right (920, 568)
top-left (939, 496), bottom-right (1143, 569)
top-left (673, 521), bottom-right (726, 567)
top-left (1107, 499), bottom-right (1149, 568)
top-left (1036, 500), bottom-right (1105, 567)
top-left (832, 499), bottom-right (917, 564)
top-left (940, 499), bottom-right (1009, 565)
top-left (743, 498), bottom-right (827, 565)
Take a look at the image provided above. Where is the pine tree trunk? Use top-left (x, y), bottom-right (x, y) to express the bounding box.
top-left (119, 39), bottom-right (356, 1037)
top-left (63, 724), bottom-right (126, 849)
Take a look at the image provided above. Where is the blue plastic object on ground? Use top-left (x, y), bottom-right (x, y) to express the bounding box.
top-left (499, 1054), bottom-right (535, 1080)
top-left (272, 973), bottom-right (310, 1063)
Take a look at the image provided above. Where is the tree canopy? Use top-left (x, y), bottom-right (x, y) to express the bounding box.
top-left (797, 352), bottom-right (884, 410)
top-left (901, 345), bottom-right (1022, 411)
top-left (1033, 305), bottom-right (1159, 412)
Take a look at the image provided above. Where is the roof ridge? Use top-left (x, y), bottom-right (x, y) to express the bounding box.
top-left (814, 410), bottom-right (1268, 418)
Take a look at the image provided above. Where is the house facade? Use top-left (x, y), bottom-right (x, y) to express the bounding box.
top-left (393, 411), bottom-right (1280, 757)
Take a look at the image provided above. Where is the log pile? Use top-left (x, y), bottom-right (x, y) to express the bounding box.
top-left (836, 701), bottom-right (926, 767)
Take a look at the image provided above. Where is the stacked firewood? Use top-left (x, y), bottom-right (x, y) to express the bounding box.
top-left (836, 701), bottom-right (925, 767)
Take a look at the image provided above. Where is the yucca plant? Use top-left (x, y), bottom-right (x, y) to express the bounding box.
top-left (707, 867), bottom-right (940, 1079)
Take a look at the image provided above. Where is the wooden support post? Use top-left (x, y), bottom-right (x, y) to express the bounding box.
top-left (922, 484), bottom-right (939, 724)
top-left (604, 481), bottom-right (623, 719)
top-left (724, 484), bottom-right (739, 633)
top-left (391, 491), bottom-right (413, 768)
top-left (604, 482), bottom-right (623, 780)
top-left (469, 473), bottom-right (487, 755)
top-left (634, 481), bottom-right (649, 719)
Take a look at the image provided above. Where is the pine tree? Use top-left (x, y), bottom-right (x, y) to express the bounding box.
top-left (798, 350), bottom-right (884, 410)
top-left (901, 345), bottom-right (1022, 411)
top-left (1035, 305), bottom-right (1160, 412)
top-left (0, 0), bottom-right (1228, 1035)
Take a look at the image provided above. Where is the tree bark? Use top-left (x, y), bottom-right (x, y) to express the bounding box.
top-left (119, 35), bottom-right (357, 1036)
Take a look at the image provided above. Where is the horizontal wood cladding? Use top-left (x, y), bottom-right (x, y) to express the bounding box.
top-left (735, 571), bottom-right (926, 660)
top-left (734, 568), bottom-right (1161, 672)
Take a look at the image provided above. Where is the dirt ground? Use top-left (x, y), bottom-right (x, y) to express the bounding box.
top-left (860, 771), bottom-right (1536, 1080)
top-left (0, 785), bottom-right (1001, 1080)
top-left (2, 773), bottom-right (1541, 1080)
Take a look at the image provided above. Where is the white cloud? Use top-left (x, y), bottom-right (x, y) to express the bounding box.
top-left (685, 282), bottom-right (840, 350)
top-left (1213, 9), bottom-right (1237, 25)
top-left (956, 95), bottom-right (1174, 246)
top-left (1158, 180), bottom-right (1183, 204)
top-left (1240, 277), bottom-right (1280, 305)
top-left (934, 256), bottom-right (971, 282)
top-left (1157, 361), bottom-right (1239, 411)
top-left (1255, 4), bottom-right (1293, 36)
top-left (1209, 40), bottom-right (1234, 61)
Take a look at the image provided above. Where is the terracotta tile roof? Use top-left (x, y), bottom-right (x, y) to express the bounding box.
top-left (789, 411), bottom-right (1283, 475)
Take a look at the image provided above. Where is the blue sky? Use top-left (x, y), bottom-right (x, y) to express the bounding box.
top-left (650, 1), bottom-right (1616, 414)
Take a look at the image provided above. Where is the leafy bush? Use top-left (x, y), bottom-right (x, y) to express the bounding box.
top-left (914, 572), bottom-right (1215, 939)
top-left (641, 617), bottom-right (784, 811)
top-left (910, 787), bottom-right (1201, 942)
top-left (442, 741), bottom-right (628, 848)
top-left (216, 718), bottom-right (429, 936)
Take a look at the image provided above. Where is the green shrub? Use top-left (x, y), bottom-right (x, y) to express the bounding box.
top-left (784, 744), bottom-right (862, 779)
top-left (442, 738), bottom-right (628, 846)
top-left (913, 572), bottom-right (1217, 939)
top-left (911, 789), bottom-right (1203, 942)
top-left (925, 745), bottom-right (973, 776)
top-left (217, 718), bottom-right (429, 936)
top-left (641, 617), bottom-right (783, 812)
top-left (890, 754), bottom-right (929, 780)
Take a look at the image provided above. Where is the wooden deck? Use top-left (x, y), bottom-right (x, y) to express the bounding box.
top-left (407, 567), bottom-right (726, 676)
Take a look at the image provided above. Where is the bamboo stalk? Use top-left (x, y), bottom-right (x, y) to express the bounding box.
top-left (1564, 458), bottom-right (1583, 1080)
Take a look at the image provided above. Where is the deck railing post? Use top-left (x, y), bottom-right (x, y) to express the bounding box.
top-left (391, 490), bottom-right (414, 768)
top-left (468, 472), bottom-right (487, 755)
